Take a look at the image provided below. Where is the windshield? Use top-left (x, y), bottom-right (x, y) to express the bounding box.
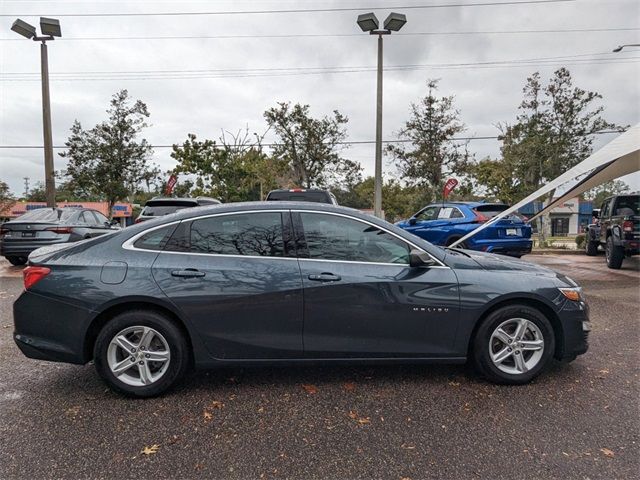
top-left (613, 196), bottom-right (639, 216)
top-left (14, 208), bottom-right (76, 223)
top-left (266, 191), bottom-right (331, 203)
top-left (141, 202), bottom-right (194, 217)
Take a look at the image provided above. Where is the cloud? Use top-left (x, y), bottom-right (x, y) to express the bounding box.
top-left (1, 0), bottom-right (639, 195)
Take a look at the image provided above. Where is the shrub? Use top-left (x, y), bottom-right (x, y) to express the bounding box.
top-left (575, 234), bottom-right (586, 249)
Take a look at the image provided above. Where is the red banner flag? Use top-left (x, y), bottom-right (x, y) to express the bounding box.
top-left (442, 178), bottom-right (459, 199)
top-left (165, 174), bottom-right (178, 195)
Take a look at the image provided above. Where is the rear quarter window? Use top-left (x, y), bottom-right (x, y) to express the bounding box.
top-left (133, 224), bottom-right (178, 250)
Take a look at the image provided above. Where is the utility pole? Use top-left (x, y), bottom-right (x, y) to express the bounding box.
top-left (23, 177), bottom-right (30, 199)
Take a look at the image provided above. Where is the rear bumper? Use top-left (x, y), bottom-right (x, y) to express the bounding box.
top-left (1, 238), bottom-right (70, 257)
top-left (13, 290), bottom-right (92, 364)
top-left (470, 238), bottom-right (533, 257)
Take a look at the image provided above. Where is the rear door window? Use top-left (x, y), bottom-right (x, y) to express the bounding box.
top-left (189, 213), bottom-right (286, 257)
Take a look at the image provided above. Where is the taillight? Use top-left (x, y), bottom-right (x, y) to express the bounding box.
top-left (289, 188), bottom-right (305, 192)
top-left (472, 210), bottom-right (489, 223)
top-left (23, 266), bottom-right (51, 290)
top-left (46, 227), bottom-right (72, 234)
top-left (623, 220), bottom-right (634, 232)
top-left (0, 227), bottom-right (8, 235)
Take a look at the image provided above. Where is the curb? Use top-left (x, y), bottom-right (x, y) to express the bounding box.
top-left (529, 249), bottom-right (584, 255)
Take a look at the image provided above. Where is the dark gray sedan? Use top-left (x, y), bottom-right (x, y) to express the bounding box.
top-left (1, 207), bottom-right (117, 265)
top-left (13, 202), bottom-right (590, 397)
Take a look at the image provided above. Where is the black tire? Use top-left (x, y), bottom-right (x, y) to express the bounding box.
top-left (6, 256), bottom-right (27, 266)
top-left (472, 304), bottom-right (555, 385)
top-left (94, 310), bottom-right (190, 398)
top-left (585, 239), bottom-right (598, 256)
top-left (605, 236), bottom-right (624, 269)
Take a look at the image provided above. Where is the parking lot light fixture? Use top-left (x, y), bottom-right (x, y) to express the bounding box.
top-left (357, 13), bottom-right (379, 32)
top-left (383, 13), bottom-right (407, 32)
top-left (10, 19), bottom-right (37, 39)
top-left (356, 12), bottom-right (407, 219)
top-left (10, 17), bottom-right (62, 208)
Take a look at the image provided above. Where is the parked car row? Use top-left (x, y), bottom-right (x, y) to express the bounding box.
top-left (1, 190), bottom-right (535, 266)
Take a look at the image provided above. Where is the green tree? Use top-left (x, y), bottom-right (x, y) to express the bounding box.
top-left (60, 89), bottom-right (155, 216)
top-left (171, 130), bottom-right (287, 202)
top-left (388, 80), bottom-right (470, 191)
top-left (264, 102), bottom-right (361, 188)
top-left (584, 179), bottom-right (630, 207)
top-left (0, 180), bottom-right (15, 213)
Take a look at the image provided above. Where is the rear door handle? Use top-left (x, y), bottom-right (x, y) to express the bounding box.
top-left (171, 269), bottom-right (205, 278)
top-left (308, 273), bottom-right (341, 282)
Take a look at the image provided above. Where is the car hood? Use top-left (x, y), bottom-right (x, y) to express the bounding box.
top-left (446, 249), bottom-right (575, 284)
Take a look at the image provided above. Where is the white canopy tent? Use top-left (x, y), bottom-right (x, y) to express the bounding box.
top-left (450, 124), bottom-right (640, 247)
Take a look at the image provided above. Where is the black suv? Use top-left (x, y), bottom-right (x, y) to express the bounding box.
top-left (136, 197), bottom-right (221, 223)
top-left (585, 193), bottom-right (639, 269)
top-left (265, 188), bottom-right (338, 205)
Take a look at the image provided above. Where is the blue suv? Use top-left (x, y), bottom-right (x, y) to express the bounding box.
top-left (396, 202), bottom-right (532, 257)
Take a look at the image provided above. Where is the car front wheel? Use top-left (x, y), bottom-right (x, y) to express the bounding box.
top-left (472, 305), bottom-right (555, 384)
top-left (94, 310), bottom-right (189, 397)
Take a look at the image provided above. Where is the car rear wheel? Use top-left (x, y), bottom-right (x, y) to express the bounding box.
top-left (94, 310), bottom-right (189, 397)
top-left (6, 256), bottom-right (27, 266)
top-left (585, 239), bottom-right (598, 256)
top-left (472, 305), bottom-right (555, 384)
top-left (605, 236), bottom-right (624, 269)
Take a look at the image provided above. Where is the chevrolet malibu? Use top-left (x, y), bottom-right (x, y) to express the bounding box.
top-left (13, 202), bottom-right (590, 397)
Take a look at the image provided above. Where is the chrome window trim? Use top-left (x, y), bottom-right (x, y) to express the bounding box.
top-left (121, 208), bottom-right (448, 268)
top-left (294, 209), bottom-right (447, 268)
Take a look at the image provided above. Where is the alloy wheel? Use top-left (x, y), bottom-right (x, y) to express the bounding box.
top-left (488, 318), bottom-right (544, 375)
top-left (107, 326), bottom-right (171, 387)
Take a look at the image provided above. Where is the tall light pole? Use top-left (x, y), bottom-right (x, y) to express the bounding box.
top-left (612, 44), bottom-right (640, 52)
top-left (357, 12), bottom-right (406, 219)
top-left (11, 17), bottom-right (62, 208)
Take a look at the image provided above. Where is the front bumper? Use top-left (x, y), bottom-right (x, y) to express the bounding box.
top-left (556, 299), bottom-right (590, 360)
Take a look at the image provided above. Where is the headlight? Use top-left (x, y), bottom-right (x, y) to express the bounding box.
top-left (559, 287), bottom-right (582, 302)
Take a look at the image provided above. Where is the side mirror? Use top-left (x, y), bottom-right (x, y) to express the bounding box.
top-left (408, 217), bottom-right (417, 226)
top-left (409, 249), bottom-right (436, 268)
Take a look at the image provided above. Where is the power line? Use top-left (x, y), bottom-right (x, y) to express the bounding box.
top-left (2, 26), bottom-right (636, 41)
top-left (0, 0), bottom-right (575, 17)
top-left (2, 55), bottom-right (638, 81)
top-left (0, 131), bottom-right (624, 150)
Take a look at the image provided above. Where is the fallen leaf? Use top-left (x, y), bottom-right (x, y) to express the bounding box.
top-left (343, 382), bottom-right (356, 392)
top-left (210, 401), bottom-right (224, 409)
top-left (448, 381), bottom-right (460, 387)
top-left (348, 410), bottom-right (370, 425)
top-left (600, 448), bottom-right (615, 458)
top-left (257, 407), bottom-right (264, 413)
top-left (203, 411), bottom-right (213, 420)
top-left (358, 417), bottom-right (370, 425)
top-left (302, 384), bottom-right (318, 394)
top-left (141, 444), bottom-right (160, 455)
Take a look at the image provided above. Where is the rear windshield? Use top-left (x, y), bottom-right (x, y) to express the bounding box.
top-left (473, 204), bottom-right (510, 218)
top-left (266, 191), bottom-right (331, 203)
top-left (613, 196), bottom-right (639, 216)
top-left (14, 208), bottom-right (76, 222)
top-left (141, 201), bottom-right (196, 217)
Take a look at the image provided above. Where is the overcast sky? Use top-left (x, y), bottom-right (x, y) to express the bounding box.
top-left (1, 0), bottom-right (639, 198)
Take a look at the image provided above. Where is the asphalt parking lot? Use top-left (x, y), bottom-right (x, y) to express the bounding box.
top-left (0, 254), bottom-right (638, 479)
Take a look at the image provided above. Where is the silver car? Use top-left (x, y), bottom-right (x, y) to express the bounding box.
top-left (0, 207), bottom-right (117, 265)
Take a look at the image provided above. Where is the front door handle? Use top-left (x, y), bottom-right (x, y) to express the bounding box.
top-left (171, 269), bottom-right (205, 278)
top-left (308, 273), bottom-right (341, 282)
